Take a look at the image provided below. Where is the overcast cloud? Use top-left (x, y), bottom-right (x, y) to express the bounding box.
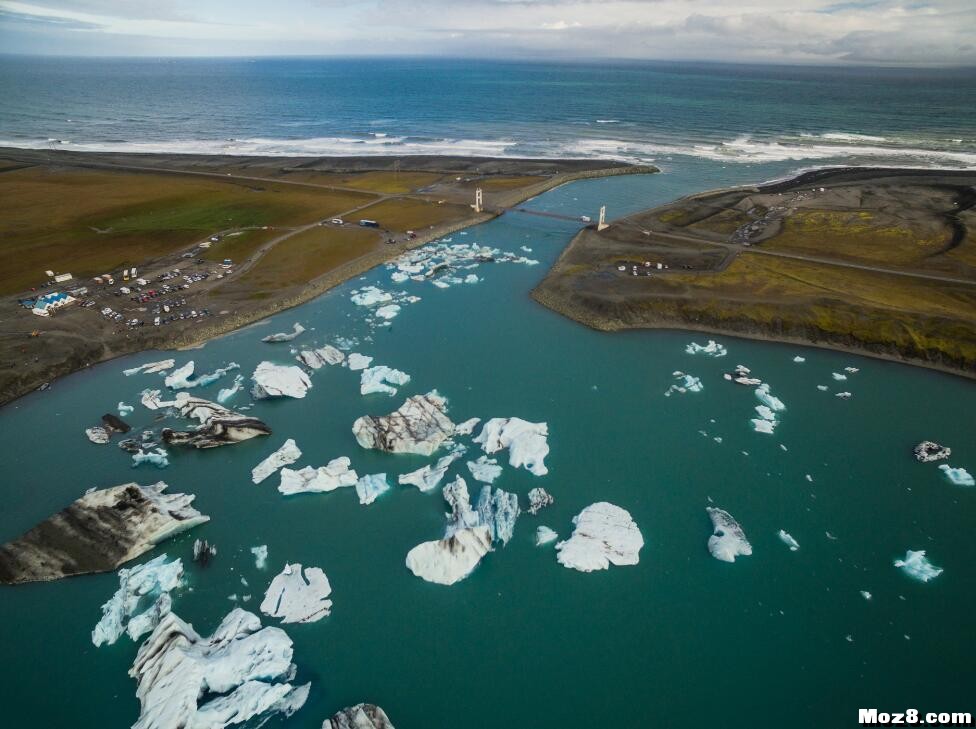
top-left (1, 0), bottom-right (974, 64)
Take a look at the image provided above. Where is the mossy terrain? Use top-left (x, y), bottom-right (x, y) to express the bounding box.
top-left (351, 198), bottom-right (474, 233)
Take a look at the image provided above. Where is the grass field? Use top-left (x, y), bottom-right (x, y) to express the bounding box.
top-left (352, 198), bottom-right (474, 233)
top-left (199, 228), bottom-right (283, 263)
top-left (0, 166), bottom-right (377, 295)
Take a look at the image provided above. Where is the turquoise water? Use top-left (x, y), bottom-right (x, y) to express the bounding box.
top-left (1, 160), bottom-right (974, 727)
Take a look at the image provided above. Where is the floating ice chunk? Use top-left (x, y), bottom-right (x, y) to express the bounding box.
top-left (816, 385), bottom-right (828, 391)
top-left (217, 374), bottom-right (245, 404)
top-left (792, 356), bottom-right (806, 363)
top-left (442, 476), bottom-right (481, 535)
top-left (832, 372), bottom-right (848, 381)
top-left (297, 345), bottom-right (345, 369)
top-left (755, 405), bottom-right (776, 421)
top-left (279, 458), bottom-right (358, 495)
top-left (464, 274), bottom-right (480, 284)
top-left (454, 417), bottom-right (481, 436)
top-left (835, 391), bottom-right (852, 399)
top-left (353, 391), bottom-right (456, 456)
top-left (860, 590), bottom-right (872, 600)
top-left (893, 550), bottom-right (943, 582)
top-left (474, 417), bottom-right (549, 476)
top-left (374, 304), bottom-right (401, 320)
top-left (355, 473), bottom-right (390, 505)
top-left (750, 418), bottom-right (776, 434)
top-left (360, 366), bottom-right (411, 396)
top-left (165, 361), bottom-right (240, 390)
top-left (262, 323), bottom-right (305, 343)
top-left (398, 453), bottom-right (458, 492)
top-left (476, 485), bottom-right (519, 545)
top-left (467, 455), bottom-right (502, 484)
top-left (161, 394), bottom-right (270, 448)
top-left (327, 704), bottom-right (396, 729)
top-left (555, 502), bottom-right (643, 572)
top-left (260, 563), bottom-right (332, 624)
top-left (405, 526), bottom-right (492, 586)
top-left (755, 383), bottom-right (785, 411)
top-left (391, 271), bottom-right (409, 283)
top-left (914, 441), bottom-right (951, 463)
top-left (535, 526), bottom-right (558, 546)
top-left (86, 426), bottom-right (110, 444)
top-left (939, 464), bottom-right (975, 486)
top-left (251, 545), bottom-right (268, 570)
top-left (92, 555), bottom-right (184, 647)
top-left (124, 359), bottom-right (176, 376)
top-left (685, 340), bottom-right (727, 357)
top-left (527, 487), bottom-right (554, 515)
top-left (347, 353), bottom-right (373, 371)
top-left (844, 366), bottom-right (859, 373)
top-left (252, 439), bottom-right (302, 484)
top-left (432, 280), bottom-right (450, 289)
top-left (118, 401), bottom-right (135, 416)
top-left (777, 530), bottom-right (800, 551)
top-left (129, 608), bottom-right (309, 729)
top-left (132, 448), bottom-right (170, 469)
top-left (805, 474), bottom-right (813, 482)
top-left (251, 362), bottom-right (312, 399)
top-left (351, 286), bottom-right (393, 306)
top-left (141, 389), bottom-right (178, 411)
top-left (665, 371), bottom-right (704, 396)
top-left (164, 361), bottom-right (195, 389)
top-left (706, 507), bottom-right (752, 562)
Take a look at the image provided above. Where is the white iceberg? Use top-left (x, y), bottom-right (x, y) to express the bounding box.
top-left (527, 487), bottom-right (554, 515)
top-left (832, 372), bottom-right (848, 381)
top-left (476, 485), bottom-right (519, 545)
top-left (351, 286), bottom-right (393, 306)
top-left (360, 366), bottom-right (411, 396)
top-left (454, 417), bottom-right (481, 436)
top-left (92, 554), bottom-right (184, 647)
top-left (777, 529), bottom-right (800, 551)
top-left (443, 476), bottom-right (482, 536)
top-left (124, 359), bottom-right (176, 376)
top-left (262, 323), bottom-right (305, 343)
top-left (216, 374), bottom-right (245, 404)
top-left (132, 448), bottom-right (170, 469)
top-left (374, 304), bottom-right (401, 320)
top-left (463, 274), bottom-right (479, 284)
top-left (251, 545), bottom-right (268, 570)
top-left (665, 371), bottom-right (704, 396)
top-left (129, 608), bottom-right (309, 729)
top-left (751, 419), bottom-right (776, 434)
top-left (141, 389), bottom-right (179, 411)
top-left (353, 391), bottom-right (456, 456)
top-left (894, 550), bottom-right (943, 582)
top-left (792, 356), bottom-right (805, 363)
top-left (939, 464), bottom-right (975, 486)
top-left (535, 526), bottom-right (558, 546)
top-left (297, 345), bottom-right (345, 369)
top-left (260, 563), bottom-right (332, 624)
top-left (251, 362), bottom-right (312, 399)
top-left (118, 401), bottom-right (135, 416)
top-left (86, 426), bottom-right (110, 444)
top-left (278, 458), bottom-right (358, 495)
top-left (706, 507), bottom-right (752, 562)
top-left (555, 502), bottom-right (643, 572)
top-left (467, 455), bottom-right (502, 484)
top-left (164, 361), bottom-right (195, 389)
top-left (685, 340), bottom-right (727, 357)
top-left (473, 417), bottom-right (549, 476)
top-left (355, 473), bottom-right (391, 505)
top-left (844, 366), bottom-right (859, 373)
top-left (346, 353), bottom-right (373, 371)
top-left (404, 526), bottom-right (492, 586)
top-left (398, 453), bottom-right (458, 492)
top-left (755, 383), bottom-right (785, 411)
top-left (252, 439), bottom-right (302, 485)
top-left (165, 361), bottom-right (240, 390)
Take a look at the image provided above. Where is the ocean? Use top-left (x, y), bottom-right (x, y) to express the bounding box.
top-left (0, 58), bottom-right (974, 729)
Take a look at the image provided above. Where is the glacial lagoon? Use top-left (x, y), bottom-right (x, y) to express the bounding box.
top-left (1, 159), bottom-right (974, 727)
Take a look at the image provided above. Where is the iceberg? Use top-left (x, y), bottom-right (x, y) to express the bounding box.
top-left (165, 361), bottom-right (240, 390)
top-left (527, 487), bottom-right (554, 515)
top-left (164, 361), bottom-right (195, 389)
top-left (665, 371), bottom-right (704, 396)
top-left (251, 362), bottom-right (312, 399)
top-left (278, 458), bottom-right (358, 496)
top-left (92, 554), bottom-right (184, 647)
top-left (835, 391), bottom-right (852, 399)
top-left (755, 383), bottom-right (785, 411)
top-left (129, 608), bottom-right (309, 729)
top-left (443, 476), bottom-right (481, 535)
top-left (360, 366), bottom-right (411, 396)
top-left (327, 704), bottom-right (395, 729)
top-left (845, 366), bottom-right (859, 373)
top-left (259, 563), bottom-right (332, 624)
top-left (464, 274), bottom-right (480, 284)
top-left (261, 323), bottom-right (305, 343)
top-left (374, 304), bottom-right (401, 320)
top-left (252, 439), bottom-right (302, 485)
top-left (861, 590), bottom-right (872, 600)
top-left (297, 345), bottom-right (345, 369)
top-left (454, 417), bottom-right (481, 436)
top-left (706, 507), bottom-right (752, 562)
top-left (894, 550), bottom-right (943, 582)
top-left (405, 526), bottom-right (492, 586)
top-left (473, 417), bottom-right (549, 476)
top-left (0, 481), bottom-right (208, 584)
top-left (119, 401), bottom-right (135, 416)
top-left (685, 340), bottom-right (727, 357)
top-left (914, 440), bottom-right (951, 463)
top-left (161, 394), bottom-right (271, 449)
top-left (476, 485), bottom-right (519, 545)
top-left (216, 374), bottom-right (245, 404)
top-left (124, 359), bottom-right (176, 376)
top-left (86, 426), bottom-right (110, 444)
top-left (347, 353), bottom-right (373, 371)
top-left (467, 455), bottom-right (502, 484)
top-left (193, 538), bottom-right (217, 566)
top-left (535, 526), bottom-right (558, 546)
top-left (398, 453), bottom-right (458, 492)
top-left (351, 286), bottom-right (393, 306)
top-left (555, 502), bottom-right (643, 572)
top-left (832, 372), bottom-right (848, 381)
top-left (251, 545), bottom-right (268, 570)
top-left (353, 391), bottom-right (456, 456)
top-left (141, 389), bottom-right (179, 411)
top-left (792, 356), bottom-right (805, 363)
top-left (355, 473), bottom-right (391, 505)
top-left (750, 419), bottom-right (775, 434)
top-left (939, 464), bottom-right (975, 486)
top-left (132, 448), bottom-right (170, 469)
top-left (777, 529), bottom-right (800, 551)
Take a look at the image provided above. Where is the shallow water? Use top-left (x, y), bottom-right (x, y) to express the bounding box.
top-left (1, 161), bottom-right (974, 728)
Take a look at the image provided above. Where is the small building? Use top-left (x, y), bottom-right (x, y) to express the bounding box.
top-left (54, 273), bottom-right (73, 283)
top-left (32, 291), bottom-right (76, 317)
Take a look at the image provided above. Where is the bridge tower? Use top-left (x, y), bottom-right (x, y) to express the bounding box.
top-left (473, 188), bottom-right (483, 213)
top-left (597, 205), bottom-right (609, 231)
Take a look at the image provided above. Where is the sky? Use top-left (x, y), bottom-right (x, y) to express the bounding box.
top-left (1, 0), bottom-right (974, 65)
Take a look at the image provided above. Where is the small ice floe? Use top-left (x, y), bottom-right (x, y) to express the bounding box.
top-left (128, 609), bottom-right (309, 728)
top-left (816, 385), bottom-right (828, 391)
top-left (216, 374), bottom-right (244, 404)
top-left (251, 362), bottom-right (312, 399)
top-left (328, 704), bottom-right (395, 728)
top-left (755, 383), bottom-right (785, 412)
top-left (463, 274), bottom-right (480, 284)
top-left (805, 474), bottom-right (813, 482)
top-left (725, 364), bottom-right (761, 386)
top-left (939, 464), bottom-right (975, 486)
top-left (391, 271), bottom-right (409, 283)
top-left (140, 389), bottom-right (177, 410)
top-left (455, 417), bottom-right (481, 436)
top-left (825, 531), bottom-right (838, 540)
top-left (374, 304), bottom-right (401, 320)
top-left (262, 323), bottom-right (305, 343)
top-left (432, 280), bottom-right (450, 289)
top-left (260, 563), bottom-right (332, 624)
top-left (92, 555), bottom-right (184, 647)
top-left (132, 448), bottom-right (170, 469)
top-left (351, 286), bottom-right (393, 306)
top-left (86, 426), bottom-right (110, 444)
top-left (354, 391), bottom-right (456, 456)
top-left (835, 392), bottom-right (852, 399)
top-left (360, 365), bottom-right (410, 396)
top-left (165, 360), bottom-right (240, 390)
top-left (118, 401), bottom-right (135, 416)
top-left (706, 507), bottom-right (752, 562)
top-left (346, 353), bottom-right (373, 371)
top-left (398, 453), bottom-right (459, 492)
top-left (405, 526), bottom-right (492, 586)
top-left (527, 487), bottom-right (554, 515)
top-left (860, 590), bottom-right (872, 601)
top-left (476, 485), bottom-right (520, 545)
top-left (793, 356), bottom-right (806, 363)
top-left (555, 502), bottom-right (643, 572)
top-left (160, 394), bottom-right (271, 448)
top-left (192, 538), bottom-right (217, 566)
top-left (914, 441), bottom-right (951, 463)
top-left (665, 371), bottom-right (704, 396)
top-left (123, 359), bottom-right (176, 377)
top-left (832, 372), bottom-right (848, 381)
top-left (251, 545), bottom-right (268, 570)
top-left (252, 439), bottom-right (302, 485)
top-left (279, 457), bottom-right (358, 495)
top-left (894, 550), bottom-right (943, 582)
top-left (535, 526), bottom-right (558, 546)
top-left (520, 246), bottom-right (533, 253)
top-left (777, 530), bottom-right (800, 551)
top-left (467, 455), bottom-right (502, 484)
top-left (685, 340), bottom-right (727, 357)
top-left (355, 473), bottom-right (391, 505)
top-left (297, 345), bottom-right (345, 369)
top-left (844, 367), bottom-right (859, 373)
top-left (474, 417), bottom-right (549, 476)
